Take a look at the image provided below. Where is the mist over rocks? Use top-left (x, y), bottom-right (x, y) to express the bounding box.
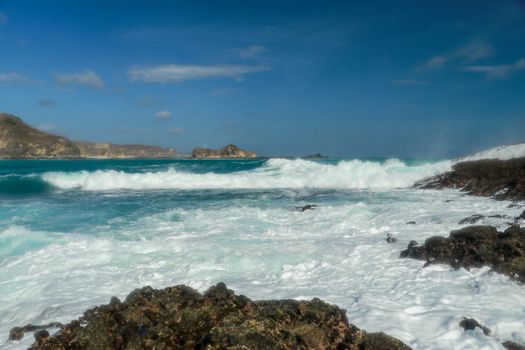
top-left (416, 157), bottom-right (525, 200)
top-left (401, 225), bottom-right (525, 283)
top-left (192, 144), bottom-right (256, 159)
top-left (18, 282), bottom-right (411, 350)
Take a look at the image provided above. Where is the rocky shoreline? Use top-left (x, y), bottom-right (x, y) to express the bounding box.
top-left (416, 156), bottom-right (525, 200)
top-left (10, 283), bottom-right (410, 350)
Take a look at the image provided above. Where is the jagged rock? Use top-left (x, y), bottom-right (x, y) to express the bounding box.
top-left (19, 283), bottom-right (411, 350)
top-left (292, 204), bottom-right (318, 212)
top-left (503, 340), bottom-right (525, 350)
top-left (385, 233), bottom-right (398, 243)
top-left (8, 322), bottom-right (63, 341)
top-left (0, 113), bottom-right (80, 159)
top-left (401, 225), bottom-right (525, 283)
top-left (416, 157), bottom-right (525, 200)
top-left (192, 144), bottom-right (256, 159)
top-left (458, 214), bottom-right (485, 225)
top-left (75, 141), bottom-right (176, 158)
top-left (459, 317), bottom-right (491, 336)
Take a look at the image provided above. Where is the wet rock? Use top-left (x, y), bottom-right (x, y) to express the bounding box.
top-left (519, 210), bottom-right (525, 220)
top-left (293, 204), bottom-right (318, 212)
top-left (459, 317), bottom-right (491, 336)
top-left (401, 225), bottom-right (525, 283)
top-left (385, 233), bottom-right (398, 243)
top-left (503, 340), bottom-right (525, 350)
top-left (21, 283), bottom-right (411, 350)
top-left (458, 214), bottom-right (485, 225)
top-left (406, 221), bottom-right (416, 225)
top-left (8, 322), bottom-right (63, 341)
top-left (415, 157), bottom-right (525, 200)
top-left (34, 330), bottom-right (49, 342)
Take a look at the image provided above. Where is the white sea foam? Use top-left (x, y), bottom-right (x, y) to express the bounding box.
top-left (41, 158), bottom-right (452, 191)
top-left (458, 143), bottom-right (525, 162)
top-left (1, 189), bottom-right (524, 349)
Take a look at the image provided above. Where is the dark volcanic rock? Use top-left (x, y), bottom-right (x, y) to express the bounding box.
top-left (416, 157), bottom-right (525, 200)
top-left (503, 340), bottom-right (525, 350)
top-left (8, 322), bottom-right (63, 341)
top-left (19, 283), bottom-right (411, 350)
top-left (458, 214), bottom-right (485, 225)
top-left (401, 225), bottom-right (525, 282)
top-left (459, 317), bottom-right (491, 336)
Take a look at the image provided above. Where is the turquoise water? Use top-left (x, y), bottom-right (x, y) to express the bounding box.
top-left (1, 158), bottom-right (525, 349)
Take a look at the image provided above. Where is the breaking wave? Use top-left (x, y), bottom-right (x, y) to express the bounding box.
top-left (41, 158), bottom-right (452, 191)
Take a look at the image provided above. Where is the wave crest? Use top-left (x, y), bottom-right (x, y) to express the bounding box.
top-left (41, 158), bottom-right (451, 191)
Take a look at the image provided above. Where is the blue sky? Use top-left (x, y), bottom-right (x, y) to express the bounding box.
top-left (1, 0), bottom-right (524, 157)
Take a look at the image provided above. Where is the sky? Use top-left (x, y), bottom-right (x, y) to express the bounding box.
top-left (0, 0), bottom-right (524, 157)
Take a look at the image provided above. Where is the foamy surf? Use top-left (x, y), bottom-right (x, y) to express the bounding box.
top-left (457, 143), bottom-right (525, 162)
top-left (41, 158), bottom-right (452, 191)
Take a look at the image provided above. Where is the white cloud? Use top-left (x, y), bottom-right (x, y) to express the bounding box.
top-left (155, 110), bottom-right (172, 120)
top-left (235, 45), bottom-right (267, 59)
top-left (0, 12), bottom-right (7, 26)
top-left (54, 70), bottom-right (105, 89)
top-left (453, 41), bottom-right (493, 61)
top-left (167, 127), bottom-right (183, 135)
top-left (0, 72), bottom-right (30, 83)
top-left (462, 58), bottom-right (525, 79)
top-left (128, 64), bottom-right (270, 83)
top-left (417, 41), bottom-right (493, 71)
top-left (418, 55), bottom-right (448, 70)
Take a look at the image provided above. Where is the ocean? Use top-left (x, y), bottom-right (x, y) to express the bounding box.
top-left (1, 158), bottom-right (524, 349)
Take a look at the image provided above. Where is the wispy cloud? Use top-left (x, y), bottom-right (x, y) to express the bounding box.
top-left (38, 99), bottom-right (57, 107)
top-left (417, 41), bottom-right (493, 70)
top-left (54, 70), bottom-right (105, 89)
top-left (392, 79), bottom-right (430, 86)
top-left (418, 55), bottom-right (448, 70)
top-left (0, 72), bottom-right (31, 83)
top-left (453, 41), bottom-right (493, 62)
top-left (155, 110), bottom-right (172, 120)
top-left (128, 64), bottom-right (270, 83)
top-left (0, 12), bottom-right (7, 26)
top-left (462, 58), bottom-right (525, 79)
top-left (234, 45), bottom-right (267, 59)
top-left (167, 127), bottom-right (184, 135)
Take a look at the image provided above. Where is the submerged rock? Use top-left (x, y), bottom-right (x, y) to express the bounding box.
top-left (19, 282), bottom-right (411, 350)
top-left (459, 317), bottom-right (491, 336)
top-left (401, 225), bottom-right (525, 283)
top-left (416, 157), bottom-right (525, 200)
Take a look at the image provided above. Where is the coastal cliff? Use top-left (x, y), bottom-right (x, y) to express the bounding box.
top-left (76, 141), bottom-right (176, 158)
top-left (0, 113), bottom-right (80, 159)
top-left (192, 144), bottom-right (256, 159)
top-left (0, 113), bottom-right (178, 159)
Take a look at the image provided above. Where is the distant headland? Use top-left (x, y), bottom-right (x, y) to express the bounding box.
top-left (0, 113), bottom-right (256, 159)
